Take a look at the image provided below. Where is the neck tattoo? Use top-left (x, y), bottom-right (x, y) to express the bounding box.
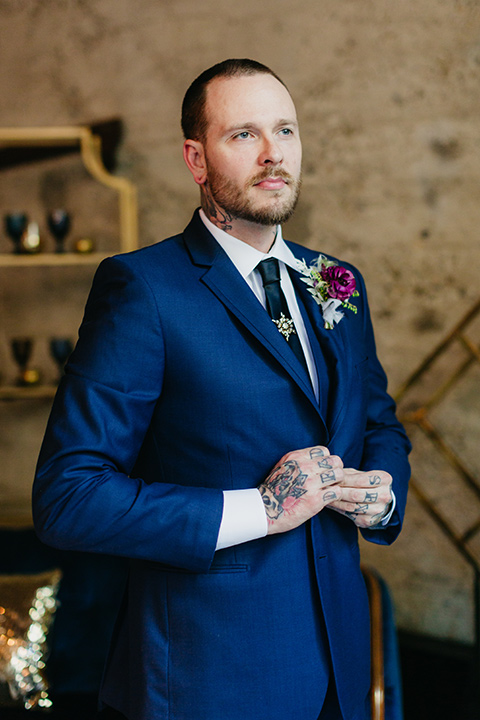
top-left (201, 185), bottom-right (233, 233)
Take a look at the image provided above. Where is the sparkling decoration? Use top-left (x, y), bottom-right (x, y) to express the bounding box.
top-left (272, 313), bottom-right (297, 341)
top-left (0, 569), bottom-right (61, 710)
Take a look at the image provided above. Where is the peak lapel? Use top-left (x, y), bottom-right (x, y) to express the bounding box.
top-left (182, 214), bottom-right (320, 414)
top-left (290, 262), bottom-right (354, 438)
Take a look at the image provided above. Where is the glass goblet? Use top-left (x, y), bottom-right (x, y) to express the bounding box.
top-left (5, 213), bottom-right (28, 254)
top-left (47, 210), bottom-right (71, 253)
top-left (11, 337), bottom-right (37, 386)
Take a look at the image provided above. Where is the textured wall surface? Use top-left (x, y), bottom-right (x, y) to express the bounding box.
top-left (1, 0), bottom-right (480, 644)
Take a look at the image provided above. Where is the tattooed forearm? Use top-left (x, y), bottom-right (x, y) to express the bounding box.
top-left (260, 460), bottom-right (307, 521)
top-left (201, 184), bottom-right (233, 232)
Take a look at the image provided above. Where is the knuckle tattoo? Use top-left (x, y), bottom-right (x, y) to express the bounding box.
top-left (355, 503), bottom-right (368, 515)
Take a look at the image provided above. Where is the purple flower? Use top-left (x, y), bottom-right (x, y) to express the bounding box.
top-left (321, 265), bottom-right (356, 301)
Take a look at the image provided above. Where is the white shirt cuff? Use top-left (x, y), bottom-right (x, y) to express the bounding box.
top-left (376, 491), bottom-right (396, 527)
top-left (215, 489), bottom-right (268, 550)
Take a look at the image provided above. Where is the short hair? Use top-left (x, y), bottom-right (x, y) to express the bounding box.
top-left (181, 58), bottom-right (288, 142)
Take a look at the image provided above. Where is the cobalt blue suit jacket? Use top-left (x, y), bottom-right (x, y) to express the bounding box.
top-left (33, 210), bottom-right (411, 720)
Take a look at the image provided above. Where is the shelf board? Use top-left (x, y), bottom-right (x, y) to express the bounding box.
top-left (0, 118), bottom-right (122, 172)
top-left (0, 385), bottom-right (57, 400)
top-left (0, 252), bottom-right (110, 267)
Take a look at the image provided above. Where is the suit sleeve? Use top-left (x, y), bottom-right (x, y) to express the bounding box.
top-left (355, 270), bottom-right (412, 546)
top-left (33, 256), bottom-right (224, 572)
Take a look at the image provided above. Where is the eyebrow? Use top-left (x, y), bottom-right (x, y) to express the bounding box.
top-left (224, 119), bottom-right (299, 135)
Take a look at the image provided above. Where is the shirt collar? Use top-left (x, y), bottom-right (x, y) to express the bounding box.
top-left (199, 208), bottom-right (299, 280)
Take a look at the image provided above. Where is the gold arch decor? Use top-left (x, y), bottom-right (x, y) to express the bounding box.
top-left (395, 298), bottom-right (480, 697)
top-left (0, 123), bottom-right (138, 261)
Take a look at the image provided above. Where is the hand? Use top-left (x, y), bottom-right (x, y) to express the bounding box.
top-left (259, 446), bottom-right (344, 535)
top-left (328, 468), bottom-right (393, 528)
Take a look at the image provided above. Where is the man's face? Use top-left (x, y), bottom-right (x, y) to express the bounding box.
top-left (201, 73), bottom-right (302, 226)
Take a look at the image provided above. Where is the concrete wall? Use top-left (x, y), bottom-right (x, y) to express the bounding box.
top-left (1, 0), bottom-right (480, 644)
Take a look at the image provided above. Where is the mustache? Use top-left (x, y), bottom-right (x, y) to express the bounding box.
top-left (248, 168), bottom-right (296, 186)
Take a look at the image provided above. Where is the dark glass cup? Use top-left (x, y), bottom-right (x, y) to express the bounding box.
top-left (5, 213), bottom-right (28, 254)
top-left (47, 210), bottom-right (71, 253)
top-left (11, 337), bottom-right (40, 386)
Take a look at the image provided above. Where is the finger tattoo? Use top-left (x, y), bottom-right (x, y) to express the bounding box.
top-left (354, 503), bottom-right (368, 514)
top-left (310, 448), bottom-right (326, 458)
top-left (368, 474), bottom-right (382, 486)
top-left (317, 459), bottom-right (332, 469)
top-left (365, 491), bottom-right (378, 503)
top-left (320, 470), bottom-right (336, 484)
top-left (323, 490), bottom-right (337, 502)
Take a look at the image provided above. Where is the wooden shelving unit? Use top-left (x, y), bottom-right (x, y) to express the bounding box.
top-left (0, 121), bottom-right (138, 255)
top-left (0, 122), bottom-right (139, 401)
top-left (0, 124), bottom-right (139, 524)
top-left (0, 252), bottom-right (112, 268)
top-left (0, 385), bottom-right (57, 400)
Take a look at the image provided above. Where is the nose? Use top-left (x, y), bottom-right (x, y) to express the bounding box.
top-left (258, 136), bottom-right (283, 166)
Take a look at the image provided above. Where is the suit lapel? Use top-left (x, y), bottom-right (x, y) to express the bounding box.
top-left (289, 257), bottom-right (355, 439)
top-left (183, 214), bottom-right (322, 420)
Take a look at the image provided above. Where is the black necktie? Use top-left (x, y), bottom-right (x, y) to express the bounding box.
top-left (257, 258), bottom-right (308, 372)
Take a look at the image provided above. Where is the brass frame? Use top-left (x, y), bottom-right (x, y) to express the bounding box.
top-left (0, 125), bottom-right (138, 258)
top-left (396, 298), bottom-right (480, 569)
top-left (395, 297), bottom-right (480, 705)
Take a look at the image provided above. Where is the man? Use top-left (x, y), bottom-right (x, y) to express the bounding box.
top-left (33, 59), bottom-right (411, 720)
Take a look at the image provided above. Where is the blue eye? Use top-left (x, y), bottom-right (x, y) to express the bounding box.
top-left (235, 131), bottom-right (251, 140)
top-left (280, 128), bottom-right (293, 136)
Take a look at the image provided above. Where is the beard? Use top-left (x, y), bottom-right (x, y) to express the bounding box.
top-left (205, 164), bottom-right (302, 226)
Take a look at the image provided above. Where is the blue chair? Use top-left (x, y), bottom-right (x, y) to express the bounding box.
top-left (362, 566), bottom-right (404, 720)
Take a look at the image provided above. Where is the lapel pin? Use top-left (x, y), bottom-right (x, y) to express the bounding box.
top-left (273, 313), bottom-right (297, 341)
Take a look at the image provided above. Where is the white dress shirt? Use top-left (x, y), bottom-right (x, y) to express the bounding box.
top-left (198, 211), bottom-right (394, 550)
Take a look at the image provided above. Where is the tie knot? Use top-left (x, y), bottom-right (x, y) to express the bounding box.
top-left (257, 258), bottom-right (281, 286)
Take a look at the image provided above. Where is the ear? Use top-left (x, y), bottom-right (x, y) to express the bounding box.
top-left (183, 139), bottom-right (207, 185)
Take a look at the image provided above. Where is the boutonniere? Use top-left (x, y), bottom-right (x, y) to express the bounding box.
top-left (296, 255), bottom-right (359, 329)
